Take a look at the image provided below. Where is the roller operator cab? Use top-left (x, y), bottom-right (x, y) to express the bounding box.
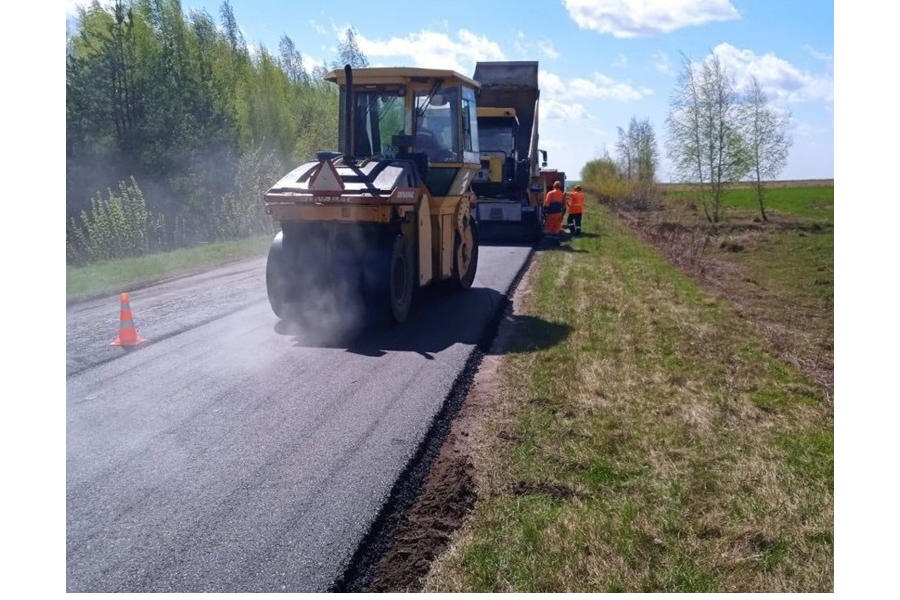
top-left (263, 66), bottom-right (481, 324)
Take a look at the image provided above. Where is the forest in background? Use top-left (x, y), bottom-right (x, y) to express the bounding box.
top-left (66, 0), bottom-right (367, 264)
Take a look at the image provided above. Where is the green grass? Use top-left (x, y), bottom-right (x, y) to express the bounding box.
top-left (66, 235), bottom-right (271, 302)
top-left (717, 186), bottom-right (834, 220)
top-left (423, 191), bottom-right (833, 592)
top-left (664, 185), bottom-right (834, 221)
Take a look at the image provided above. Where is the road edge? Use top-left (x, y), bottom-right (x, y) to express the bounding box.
top-left (330, 245), bottom-right (536, 592)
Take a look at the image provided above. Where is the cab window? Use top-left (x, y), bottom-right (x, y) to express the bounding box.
top-left (339, 86), bottom-right (405, 157)
top-left (462, 86), bottom-right (479, 163)
top-left (414, 86), bottom-right (459, 162)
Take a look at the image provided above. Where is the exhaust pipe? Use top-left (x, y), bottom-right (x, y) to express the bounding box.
top-left (343, 64), bottom-right (355, 164)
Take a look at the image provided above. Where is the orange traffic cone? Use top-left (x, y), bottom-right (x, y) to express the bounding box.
top-left (110, 292), bottom-right (146, 347)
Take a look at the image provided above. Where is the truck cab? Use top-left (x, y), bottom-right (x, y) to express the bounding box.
top-left (474, 107), bottom-right (518, 190)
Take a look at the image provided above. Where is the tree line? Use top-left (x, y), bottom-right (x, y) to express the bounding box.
top-left (68, 5), bottom-right (790, 267)
top-left (581, 52), bottom-right (791, 223)
top-left (66, 0), bottom-right (368, 264)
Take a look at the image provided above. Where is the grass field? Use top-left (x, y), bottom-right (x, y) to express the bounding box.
top-left (421, 186), bottom-right (833, 592)
top-left (638, 185), bottom-right (833, 394)
top-left (65, 235), bottom-right (271, 302)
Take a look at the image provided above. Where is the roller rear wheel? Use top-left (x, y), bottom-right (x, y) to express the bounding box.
top-left (388, 234), bottom-right (414, 323)
top-left (266, 231), bottom-right (292, 319)
top-left (451, 215), bottom-right (478, 290)
top-left (358, 230), bottom-right (414, 325)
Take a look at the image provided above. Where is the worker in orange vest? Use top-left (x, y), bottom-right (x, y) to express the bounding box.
top-left (543, 180), bottom-right (566, 235)
top-left (566, 184), bottom-right (585, 236)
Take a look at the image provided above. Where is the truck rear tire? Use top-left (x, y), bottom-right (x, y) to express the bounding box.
top-left (528, 206), bottom-right (543, 243)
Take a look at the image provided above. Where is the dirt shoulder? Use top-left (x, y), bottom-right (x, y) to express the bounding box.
top-left (365, 261), bottom-right (536, 592)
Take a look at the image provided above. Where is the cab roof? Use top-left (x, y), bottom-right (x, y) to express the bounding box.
top-left (325, 66), bottom-right (480, 89)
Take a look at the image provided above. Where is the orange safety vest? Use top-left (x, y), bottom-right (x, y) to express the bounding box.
top-left (544, 189), bottom-right (565, 214)
top-left (567, 190), bottom-right (585, 214)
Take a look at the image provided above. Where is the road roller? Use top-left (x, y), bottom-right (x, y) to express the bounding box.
top-left (264, 65), bottom-right (481, 324)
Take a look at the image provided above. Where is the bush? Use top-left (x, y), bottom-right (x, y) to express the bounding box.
top-left (66, 146), bottom-right (283, 265)
top-left (580, 157), bottom-right (629, 202)
top-left (210, 146), bottom-right (283, 240)
top-left (580, 156), bottom-right (661, 209)
top-left (66, 177), bottom-right (149, 265)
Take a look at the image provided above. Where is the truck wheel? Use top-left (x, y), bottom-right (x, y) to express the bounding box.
top-left (389, 233), bottom-right (414, 323)
top-left (266, 231), bottom-right (291, 319)
top-left (529, 207), bottom-right (543, 243)
top-left (451, 215), bottom-right (478, 290)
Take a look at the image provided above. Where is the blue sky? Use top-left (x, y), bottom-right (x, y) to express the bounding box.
top-left (67, 0), bottom-right (835, 182)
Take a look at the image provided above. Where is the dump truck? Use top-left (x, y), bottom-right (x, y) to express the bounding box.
top-left (540, 166), bottom-right (566, 193)
top-left (263, 65), bottom-right (481, 324)
top-left (471, 61), bottom-right (546, 242)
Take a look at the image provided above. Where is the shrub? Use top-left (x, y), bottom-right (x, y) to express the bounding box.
top-left (209, 146), bottom-right (282, 241)
top-left (66, 177), bottom-right (149, 264)
top-left (580, 157), bottom-right (630, 202)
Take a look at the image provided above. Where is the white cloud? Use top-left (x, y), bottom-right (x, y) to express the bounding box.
top-left (572, 74), bottom-right (652, 101)
top-left (653, 51), bottom-right (673, 75)
top-left (804, 44), bottom-right (834, 70)
top-left (513, 31), bottom-right (528, 56)
top-left (538, 40), bottom-right (560, 60)
top-left (510, 33), bottom-right (559, 62)
top-left (542, 99), bottom-right (591, 120)
top-left (538, 70), bottom-right (653, 101)
top-left (563, 0), bottom-right (740, 38)
top-left (540, 68), bottom-right (651, 106)
top-left (309, 20), bottom-right (328, 36)
top-left (791, 120), bottom-right (818, 139)
top-left (613, 53), bottom-right (628, 69)
top-left (539, 70), bottom-right (567, 96)
top-left (712, 43), bottom-right (834, 104)
top-left (355, 29), bottom-right (505, 73)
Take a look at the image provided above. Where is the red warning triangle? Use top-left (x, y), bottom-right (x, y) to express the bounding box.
top-left (309, 159), bottom-right (345, 194)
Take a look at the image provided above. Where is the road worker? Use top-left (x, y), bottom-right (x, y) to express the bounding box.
top-left (543, 180), bottom-right (566, 235)
top-left (566, 185), bottom-right (585, 236)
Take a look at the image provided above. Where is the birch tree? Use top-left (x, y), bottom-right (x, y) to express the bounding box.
top-left (740, 76), bottom-right (791, 221)
top-left (616, 117), bottom-right (658, 207)
top-left (666, 53), bottom-right (748, 222)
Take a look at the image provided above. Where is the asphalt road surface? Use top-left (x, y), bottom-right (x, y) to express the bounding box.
top-left (66, 245), bottom-right (531, 592)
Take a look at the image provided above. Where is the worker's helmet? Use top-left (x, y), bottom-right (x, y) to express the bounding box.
top-left (553, 181), bottom-right (562, 190)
